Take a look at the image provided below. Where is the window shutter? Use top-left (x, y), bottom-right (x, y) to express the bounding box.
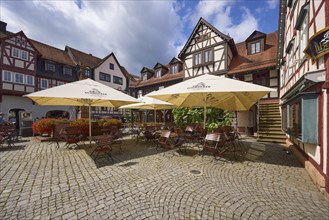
top-left (301, 94), bottom-right (318, 144)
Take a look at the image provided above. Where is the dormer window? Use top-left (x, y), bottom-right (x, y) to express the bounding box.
top-left (171, 65), bottom-right (178, 74)
top-left (156, 69), bottom-right (161, 78)
top-left (246, 31), bottom-right (266, 55)
top-left (85, 68), bottom-right (91, 78)
top-left (143, 74), bottom-right (148, 81)
top-left (251, 41), bottom-right (261, 54)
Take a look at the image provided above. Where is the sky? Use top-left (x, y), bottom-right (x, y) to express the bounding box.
top-left (0, 0), bottom-right (279, 76)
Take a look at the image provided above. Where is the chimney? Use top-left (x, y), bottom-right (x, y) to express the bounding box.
top-left (0, 21), bottom-right (7, 32)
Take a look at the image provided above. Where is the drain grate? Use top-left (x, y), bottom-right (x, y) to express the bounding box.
top-left (189, 169), bottom-right (202, 175)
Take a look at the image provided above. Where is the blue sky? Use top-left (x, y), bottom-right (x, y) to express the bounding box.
top-left (0, 0), bottom-right (279, 75)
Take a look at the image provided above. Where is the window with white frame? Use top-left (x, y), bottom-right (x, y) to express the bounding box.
top-left (11, 47), bottom-right (29, 60)
top-left (12, 47), bottom-right (20, 58)
top-left (251, 41), bottom-right (261, 54)
top-left (280, 71), bottom-right (284, 88)
top-left (63, 67), bottom-right (72, 75)
top-left (156, 69), bottom-right (161, 78)
top-left (41, 79), bottom-right (49, 89)
top-left (21, 50), bottom-right (28, 61)
top-left (15, 73), bottom-right (24, 84)
top-left (194, 53), bottom-right (202, 66)
top-left (26, 75), bottom-right (34, 85)
top-left (3, 71), bottom-right (12, 82)
top-left (287, 44), bottom-right (294, 79)
top-left (45, 62), bottom-right (55, 72)
top-left (142, 74), bottom-right (148, 81)
top-left (171, 65), bottom-right (178, 74)
top-left (204, 50), bottom-right (213, 63)
top-left (298, 7), bottom-right (308, 64)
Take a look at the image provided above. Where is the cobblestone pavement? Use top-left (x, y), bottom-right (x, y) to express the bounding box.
top-left (0, 136), bottom-right (328, 220)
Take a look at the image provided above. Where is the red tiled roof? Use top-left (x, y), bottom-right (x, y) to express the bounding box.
top-left (31, 40), bottom-right (75, 66)
top-left (0, 31), bottom-right (13, 39)
top-left (130, 71), bottom-right (184, 88)
top-left (228, 31), bottom-right (278, 75)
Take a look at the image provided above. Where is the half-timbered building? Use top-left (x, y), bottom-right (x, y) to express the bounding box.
top-left (66, 46), bottom-right (133, 120)
top-left (278, 0), bottom-right (329, 193)
top-left (178, 18), bottom-right (237, 79)
top-left (0, 21), bottom-right (77, 129)
top-left (176, 18), bottom-right (282, 141)
top-left (129, 58), bottom-right (184, 123)
top-left (228, 31), bottom-right (284, 143)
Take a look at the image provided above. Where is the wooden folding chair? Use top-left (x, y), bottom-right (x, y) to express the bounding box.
top-left (201, 132), bottom-right (226, 159)
top-left (63, 126), bottom-right (81, 149)
top-left (90, 135), bottom-right (114, 161)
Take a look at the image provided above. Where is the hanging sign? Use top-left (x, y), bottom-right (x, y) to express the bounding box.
top-left (304, 26), bottom-right (329, 63)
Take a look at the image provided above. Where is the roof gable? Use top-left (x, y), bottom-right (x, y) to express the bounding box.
top-left (140, 67), bottom-right (154, 74)
top-left (178, 17), bottom-right (235, 58)
top-left (1, 31), bottom-right (41, 55)
top-left (95, 52), bottom-right (131, 80)
top-left (169, 57), bottom-right (182, 65)
top-left (246, 31), bottom-right (266, 42)
top-left (153, 62), bottom-right (168, 70)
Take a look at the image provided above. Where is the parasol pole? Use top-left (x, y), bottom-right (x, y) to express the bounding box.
top-left (203, 106), bottom-right (206, 129)
top-left (154, 109), bottom-right (156, 128)
top-left (89, 104), bottom-right (92, 145)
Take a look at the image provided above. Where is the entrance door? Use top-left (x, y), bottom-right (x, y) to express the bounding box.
top-left (253, 72), bottom-right (269, 99)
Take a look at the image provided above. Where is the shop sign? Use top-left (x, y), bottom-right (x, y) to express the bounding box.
top-left (304, 26), bottom-right (329, 63)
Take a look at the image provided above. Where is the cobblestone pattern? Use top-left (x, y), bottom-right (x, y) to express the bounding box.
top-left (0, 137), bottom-right (328, 219)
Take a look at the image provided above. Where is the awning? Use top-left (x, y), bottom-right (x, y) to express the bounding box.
top-left (281, 69), bottom-right (325, 104)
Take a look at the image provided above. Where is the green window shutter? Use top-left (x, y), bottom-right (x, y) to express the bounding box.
top-left (285, 39), bottom-right (294, 53)
top-left (295, 3), bottom-right (308, 30)
top-left (302, 94), bottom-right (318, 144)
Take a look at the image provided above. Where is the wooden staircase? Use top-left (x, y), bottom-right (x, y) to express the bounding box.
top-left (257, 102), bottom-right (286, 144)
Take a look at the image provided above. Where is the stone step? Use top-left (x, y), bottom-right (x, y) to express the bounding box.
top-left (258, 127), bottom-right (283, 131)
top-left (259, 118), bottom-right (281, 124)
top-left (259, 115), bottom-right (281, 119)
top-left (257, 137), bottom-right (287, 144)
top-left (258, 131), bottom-right (286, 136)
top-left (259, 110), bottom-right (280, 113)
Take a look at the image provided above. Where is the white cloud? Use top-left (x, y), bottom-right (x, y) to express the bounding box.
top-left (187, 1), bottom-right (258, 43)
top-left (1, 0), bottom-right (274, 75)
top-left (1, 0), bottom-right (184, 75)
top-left (267, 0), bottom-right (278, 9)
top-left (224, 7), bottom-right (259, 43)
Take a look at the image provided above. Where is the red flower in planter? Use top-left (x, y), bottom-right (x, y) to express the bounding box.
top-left (32, 118), bottom-right (68, 135)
